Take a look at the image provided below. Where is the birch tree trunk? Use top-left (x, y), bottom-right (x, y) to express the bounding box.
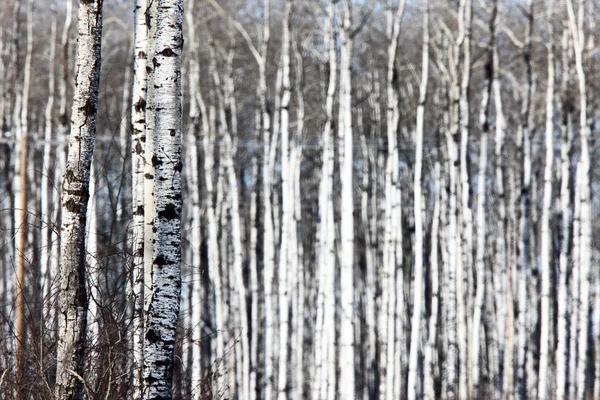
top-left (472, 2), bottom-right (495, 394)
top-left (538, 2), bottom-right (555, 396)
top-left (492, 22), bottom-right (511, 399)
top-left (555, 26), bottom-right (573, 399)
top-left (314, 3), bottom-right (336, 398)
top-left (381, 2), bottom-right (405, 398)
top-left (457, 3), bottom-right (472, 396)
top-left (54, 0), bottom-right (104, 397)
top-left (407, 2), bottom-right (428, 398)
top-left (277, 4), bottom-right (292, 398)
top-left (516, 4), bottom-right (534, 398)
top-left (142, 0), bottom-right (184, 398)
top-left (338, 2), bottom-right (355, 397)
top-left (566, 2), bottom-right (592, 397)
top-left (130, 0), bottom-right (148, 395)
top-left (291, 34), bottom-right (305, 400)
top-left (423, 157), bottom-right (440, 400)
top-left (41, 13), bottom-right (56, 328)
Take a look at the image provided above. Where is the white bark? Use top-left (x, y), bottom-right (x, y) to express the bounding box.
top-left (381, 2), bottom-right (405, 398)
top-left (291, 34), bottom-right (305, 400)
top-left (184, 1), bottom-right (205, 398)
top-left (407, 2), bottom-right (428, 398)
top-left (314, 4), bottom-right (336, 398)
top-left (492, 25), bottom-right (510, 400)
top-left (457, 3), bottom-right (472, 396)
top-left (41, 13), bottom-right (57, 326)
top-left (555, 27), bottom-right (572, 399)
top-left (143, 0), bottom-right (158, 363)
top-left (142, 0), bottom-right (184, 397)
top-left (516, 4), bottom-right (534, 398)
top-left (131, 0), bottom-right (148, 395)
top-left (338, 2), bottom-right (355, 397)
top-left (86, 159), bottom-right (100, 371)
top-left (54, 0), bottom-right (104, 397)
top-left (223, 49), bottom-right (250, 400)
top-left (566, 2), bottom-right (592, 397)
top-left (277, 4), bottom-right (292, 398)
top-left (538, 2), bottom-right (555, 396)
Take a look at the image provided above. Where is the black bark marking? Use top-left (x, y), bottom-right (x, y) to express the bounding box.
top-left (157, 203), bottom-right (179, 220)
top-left (134, 205), bottom-right (144, 216)
top-left (65, 169), bottom-right (76, 183)
top-left (65, 198), bottom-right (79, 213)
top-left (146, 328), bottom-right (160, 344)
top-left (135, 141), bottom-right (144, 155)
top-left (152, 156), bottom-right (162, 167)
top-left (81, 97), bottom-right (97, 117)
top-left (134, 97), bottom-right (146, 113)
top-left (159, 48), bottom-right (176, 57)
top-left (174, 162), bottom-right (182, 173)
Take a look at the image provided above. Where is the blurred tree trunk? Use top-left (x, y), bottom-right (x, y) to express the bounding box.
top-left (538, 1), bottom-right (555, 396)
top-left (555, 24), bottom-right (573, 400)
top-left (407, 2), bottom-right (428, 398)
top-left (471, 2), bottom-right (495, 395)
top-left (41, 12), bottom-right (56, 329)
top-left (277, 4), bottom-right (292, 399)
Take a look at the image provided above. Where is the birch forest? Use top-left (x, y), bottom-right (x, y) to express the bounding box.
top-left (1, 0), bottom-right (600, 398)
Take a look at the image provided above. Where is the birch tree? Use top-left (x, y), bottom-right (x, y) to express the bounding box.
top-left (537, 1), bottom-right (555, 396)
top-left (471, 1), bottom-right (495, 395)
top-left (407, 2), bottom-right (429, 398)
top-left (566, 1), bottom-right (592, 397)
top-left (142, 0), bottom-right (184, 397)
top-left (54, 0), bottom-right (104, 397)
top-left (338, 2), bottom-right (355, 398)
top-left (314, 3), bottom-right (337, 398)
top-left (130, 0), bottom-right (148, 396)
top-left (381, 2), bottom-right (405, 398)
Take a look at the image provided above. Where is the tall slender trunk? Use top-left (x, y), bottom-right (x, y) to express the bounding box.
top-left (14, 2), bottom-right (31, 394)
top-left (472, 3), bottom-right (495, 394)
top-left (381, 2), bottom-right (405, 398)
top-left (41, 13), bottom-right (57, 328)
top-left (555, 26), bottom-right (572, 399)
top-left (223, 47), bottom-right (250, 400)
top-left (407, 2), bottom-right (428, 398)
top-left (314, 4), bottom-right (336, 398)
top-left (277, 4), bottom-right (292, 399)
top-left (184, 1), bottom-right (205, 397)
top-left (423, 156), bottom-right (441, 400)
top-left (142, 0), bottom-right (184, 398)
top-left (54, 0), bottom-right (104, 398)
top-left (538, 2), bottom-right (555, 397)
top-left (291, 34), bottom-right (305, 400)
top-left (491, 20), bottom-right (510, 399)
top-left (338, 2), bottom-right (355, 397)
top-left (86, 159), bottom-right (100, 376)
top-left (130, 0), bottom-right (148, 395)
top-left (566, 2), bottom-right (592, 397)
top-left (457, 2), bottom-right (472, 396)
top-left (516, 3), bottom-right (534, 398)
